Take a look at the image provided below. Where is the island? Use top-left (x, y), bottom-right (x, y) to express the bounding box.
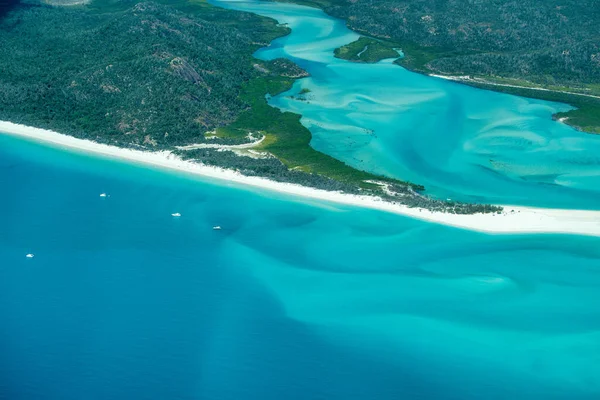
top-left (334, 36), bottom-right (400, 63)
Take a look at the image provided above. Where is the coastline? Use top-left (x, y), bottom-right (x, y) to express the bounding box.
top-left (429, 74), bottom-right (600, 100)
top-left (2, 120), bottom-right (600, 236)
top-left (426, 74), bottom-right (600, 135)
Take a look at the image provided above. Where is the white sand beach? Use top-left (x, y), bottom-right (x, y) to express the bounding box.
top-left (2, 120), bottom-right (600, 236)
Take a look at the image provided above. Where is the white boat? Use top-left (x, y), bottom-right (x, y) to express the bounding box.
top-left (171, 213), bottom-right (182, 217)
top-left (212, 226), bottom-right (222, 230)
top-left (26, 253), bottom-right (34, 258)
top-left (99, 193), bottom-right (107, 197)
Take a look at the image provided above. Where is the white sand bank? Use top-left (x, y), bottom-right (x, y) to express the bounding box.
top-left (2, 120), bottom-right (600, 236)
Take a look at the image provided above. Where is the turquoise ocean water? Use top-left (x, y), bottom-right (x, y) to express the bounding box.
top-left (1, 0), bottom-right (600, 399)
top-left (215, 0), bottom-right (600, 209)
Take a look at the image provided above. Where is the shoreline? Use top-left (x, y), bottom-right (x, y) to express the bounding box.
top-left (429, 74), bottom-right (600, 100)
top-left (2, 120), bottom-right (600, 236)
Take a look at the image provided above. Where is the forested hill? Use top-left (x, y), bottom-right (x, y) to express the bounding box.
top-left (0, 0), bottom-right (288, 146)
top-left (294, 0), bottom-right (600, 86)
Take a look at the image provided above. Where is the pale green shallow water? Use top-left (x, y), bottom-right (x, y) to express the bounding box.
top-left (1, 1), bottom-right (600, 399)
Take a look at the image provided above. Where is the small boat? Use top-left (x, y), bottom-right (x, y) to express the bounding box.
top-left (212, 226), bottom-right (222, 230)
top-left (26, 253), bottom-right (34, 258)
top-left (171, 213), bottom-right (182, 217)
top-left (99, 193), bottom-right (107, 198)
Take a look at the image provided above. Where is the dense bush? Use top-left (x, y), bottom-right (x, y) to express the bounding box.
top-left (0, 1), bottom-right (285, 146)
top-left (177, 148), bottom-right (360, 193)
top-left (320, 0), bottom-right (600, 85)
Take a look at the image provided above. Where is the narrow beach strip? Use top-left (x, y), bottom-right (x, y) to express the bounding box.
top-left (2, 120), bottom-right (599, 236)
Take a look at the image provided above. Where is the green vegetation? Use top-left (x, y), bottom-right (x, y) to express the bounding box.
top-left (392, 42), bottom-right (481, 75)
top-left (334, 36), bottom-right (399, 63)
top-left (299, 0), bottom-right (600, 86)
top-left (555, 107), bottom-right (600, 135)
top-left (214, 74), bottom-right (423, 190)
top-left (0, 0), bottom-right (289, 147)
top-left (333, 35), bottom-right (481, 72)
top-left (334, 36), bottom-right (478, 70)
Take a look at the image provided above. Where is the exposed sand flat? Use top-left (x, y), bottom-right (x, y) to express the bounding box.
top-left (2, 120), bottom-right (600, 236)
top-left (176, 133), bottom-right (265, 150)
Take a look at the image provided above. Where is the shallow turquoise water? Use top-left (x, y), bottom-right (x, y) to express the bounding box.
top-left (212, 0), bottom-right (600, 209)
top-left (2, 132), bottom-right (600, 399)
top-left (2, 1), bottom-right (600, 398)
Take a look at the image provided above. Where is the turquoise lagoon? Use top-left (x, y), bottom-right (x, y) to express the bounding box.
top-left (1, 0), bottom-right (600, 399)
top-left (213, 0), bottom-right (600, 209)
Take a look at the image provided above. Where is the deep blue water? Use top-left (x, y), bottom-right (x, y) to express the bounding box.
top-left (2, 0), bottom-right (600, 399)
